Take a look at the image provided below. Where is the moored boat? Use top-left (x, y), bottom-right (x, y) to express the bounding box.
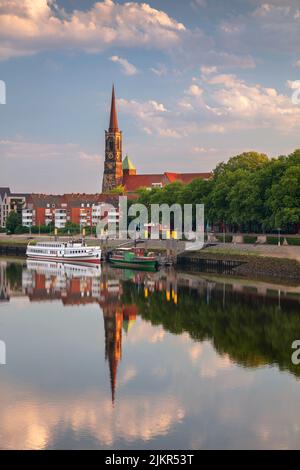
top-left (26, 240), bottom-right (101, 264)
top-left (109, 247), bottom-right (158, 270)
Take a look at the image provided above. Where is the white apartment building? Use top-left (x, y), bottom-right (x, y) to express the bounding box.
top-left (22, 208), bottom-right (35, 227)
top-left (54, 209), bottom-right (67, 229)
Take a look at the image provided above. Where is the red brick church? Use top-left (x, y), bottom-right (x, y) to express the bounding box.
top-left (102, 86), bottom-right (211, 194)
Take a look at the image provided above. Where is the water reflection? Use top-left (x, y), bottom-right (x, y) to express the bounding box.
top-left (1, 258), bottom-right (300, 449)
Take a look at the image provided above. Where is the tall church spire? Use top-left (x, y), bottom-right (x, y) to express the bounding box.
top-left (102, 85), bottom-right (123, 192)
top-left (109, 84), bottom-right (119, 132)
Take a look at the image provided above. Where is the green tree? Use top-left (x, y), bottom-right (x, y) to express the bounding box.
top-left (267, 165), bottom-right (300, 229)
top-left (5, 211), bottom-right (22, 234)
top-left (214, 151), bottom-right (269, 177)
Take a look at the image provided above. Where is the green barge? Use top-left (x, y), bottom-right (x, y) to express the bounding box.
top-left (109, 248), bottom-right (158, 270)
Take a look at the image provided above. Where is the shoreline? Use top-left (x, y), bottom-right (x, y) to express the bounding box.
top-left (177, 246), bottom-right (300, 283)
top-left (1, 237), bottom-right (300, 283)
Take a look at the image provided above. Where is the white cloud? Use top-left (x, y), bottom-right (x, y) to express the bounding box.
top-left (201, 73), bottom-right (300, 131)
top-left (253, 3), bottom-right (291, 18)
top-left (79, 151), bottom-right (103, 163)
top-left (150, 64), bottom-right (168, 76)
top-left (220, 23), bottom-right (242, 34)
top-left (159, 128), bottom-right (181, 139)
top-left (0, 0), bottom-right (258, 72)
top-left (178, 99), bottom-right (194, 110)
top-left (200, 66), bottom-right (218, 75)
top-left (185, 84), bottom-right (203, 96)
top-left (118, 97), bottom-right (181, 138)
top-left (0, 0), bottom-right (186, 61)
top-left (294, 60), bottom-right (300, 67)
top-left (193, 146), bottom-right (217, 153)
top-left (110, 55), bottom-right (138, 75)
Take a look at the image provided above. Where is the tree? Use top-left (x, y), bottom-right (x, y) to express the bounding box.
top-left (213, 151), bottom-right (269, 177)
top-left (267, 165), bottom-right (300, 229)
top-left (5, 211), bottom-right (22, 234)
top-left (133, 149), bottom-right (300, 233)
top-left (108, 185), bottom-right (125, 195)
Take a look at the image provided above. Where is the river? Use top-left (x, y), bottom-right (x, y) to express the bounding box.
top-left (0, 257), bottom-right (300, 449)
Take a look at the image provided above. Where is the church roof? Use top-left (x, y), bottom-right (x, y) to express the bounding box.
top-left (164, 172), bottom-right (212, 184)
top-left (122, 155), bottom-right (136, 170)
top-left (122, 172), bottom-right (212, 192)
top-left (109, 85), bottom-right (119, 132)
top-left (122, 174), bottom-right (167, 191)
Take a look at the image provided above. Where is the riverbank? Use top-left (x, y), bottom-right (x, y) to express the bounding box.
top-left (1, 235), bottom-right (300, 282)
top-left (178, 245), bottom-right (300, 282)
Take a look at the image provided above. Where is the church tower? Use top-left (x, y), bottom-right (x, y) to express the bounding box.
top-left (102, 85), bottom-right (123, 193)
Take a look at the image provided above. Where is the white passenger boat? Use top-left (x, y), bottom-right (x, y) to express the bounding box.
top-left (26, 240), bottom-right (101, 264)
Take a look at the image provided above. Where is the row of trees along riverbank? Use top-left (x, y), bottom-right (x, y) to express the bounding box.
top-left (4, 216), bottom-right (96, 236)
top-left (3, 149), bottom-right (300, 236)
top-left (135, 150), bottom-right (300, 234)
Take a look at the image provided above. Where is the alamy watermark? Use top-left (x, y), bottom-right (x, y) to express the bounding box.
top-left (0, 340), bottom-right (6, 365)
top-left (0, 80), bottom-right (6, 104)
top-left (96, 196), bottom-right (204, 251)
top-left (291, 80), bottom-right (300, 105)
top-left (291, 340), bottom-right (300, 365)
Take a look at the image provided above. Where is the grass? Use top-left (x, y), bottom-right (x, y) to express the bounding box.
top-left (287, 238), bottom-right (300, 246)
top-left (0, 238), bottom-right (33, 246)
top-left (204, 246), bottom-right (260, 257)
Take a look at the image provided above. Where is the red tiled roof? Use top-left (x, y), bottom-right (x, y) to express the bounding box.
top-left (122, 174), bottom-right (166, 191)
top-left (26, 193), bottom-right (119, 208)
top-left (123, 172), bottom-right (212, 192)
top-left (165, 172), bottom-right (212, 184)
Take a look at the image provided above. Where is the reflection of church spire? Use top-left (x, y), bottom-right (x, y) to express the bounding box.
top-left (103, 308), bottom-right (123, 404)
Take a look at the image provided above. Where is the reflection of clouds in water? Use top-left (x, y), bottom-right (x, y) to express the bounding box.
top-left (125, 320), bottom-right (166, 344)
top-left (119, 365), bottom-right (137, 385)
top-left (188, 341), bottom-right (233, 378)
top-left (189, 343), bottom-right (203, 362)
top-left (0, 385), bottom-right (185, 449)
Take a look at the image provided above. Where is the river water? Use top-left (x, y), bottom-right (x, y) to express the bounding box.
top-left (0, 257), bottom-right (300, 450)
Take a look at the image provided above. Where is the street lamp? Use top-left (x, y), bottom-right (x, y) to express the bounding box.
top-left (277, 227), bottom-right (281, 246)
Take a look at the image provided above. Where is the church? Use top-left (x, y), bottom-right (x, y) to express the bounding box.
top-left (102, 86), bottom-right (211, 194)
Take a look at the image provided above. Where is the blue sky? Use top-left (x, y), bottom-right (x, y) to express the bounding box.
top-left (0, 0), bottom-right (300, 192)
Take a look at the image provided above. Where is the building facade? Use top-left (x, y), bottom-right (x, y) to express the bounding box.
top-left (0, 188), bottom-right (10, 228)
top-left (22, 193), bottom-right (118, 229)
top-left (0, 187), bottom-right (28, 228)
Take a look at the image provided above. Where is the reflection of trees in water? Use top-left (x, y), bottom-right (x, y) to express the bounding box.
top-left (5, 263), bottom-right (23, 291)
top-left (122, 281), bottom-right (300, 378)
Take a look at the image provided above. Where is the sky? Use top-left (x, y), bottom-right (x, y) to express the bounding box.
top-left (0, 0), bottom-right (300, 193)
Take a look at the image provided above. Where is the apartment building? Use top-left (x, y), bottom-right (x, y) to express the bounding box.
top-left (22, 193), bottom-right (118, 229)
